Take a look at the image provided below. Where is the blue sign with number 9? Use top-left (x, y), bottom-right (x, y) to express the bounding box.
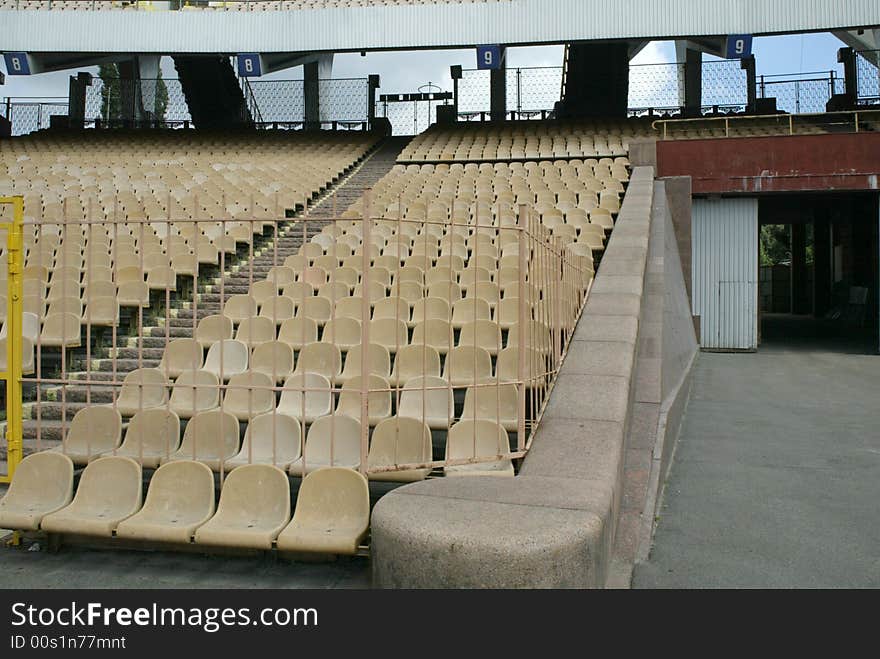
top-left (4, 53), bottom-right (31, 75)
top-left (477, 45), bottom-right (502, 70)
top-left (725, 35), bottom-right (753, 59)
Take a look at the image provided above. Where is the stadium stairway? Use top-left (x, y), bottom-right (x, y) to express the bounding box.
top-left (7, 135), bottom-right (410, 454)
top-left (173, 56), bottom-right (252, 128)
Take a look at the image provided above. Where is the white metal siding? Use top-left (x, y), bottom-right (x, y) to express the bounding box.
top-left (2, 0), bottom-right (880, 54)
top-left (692, 198), bottom-right (759, 351)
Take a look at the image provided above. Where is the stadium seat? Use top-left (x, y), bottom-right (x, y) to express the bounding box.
top-left (107, 408), bottom-right (181, 469)
top-left (367, 416), bottom-right (432, 482)
top-left (158, 338), bottom-right (204, 379)
top-left (0, 453), bottom-right (74, 532)
top-left (276, 468), bottom-right (370, 556)
top-left (445, 420), bottom-right (514, 477)
top-left (115, 368), bottom-right (169, 417)
top-left (442, 345), bottom-right (494, 386)
top-left (335, 375), bottom-right (393, 426)
top-left (115, 461), bottom-right (216, 545)
top-left (398, 376), bottom-right (455, 429)
top-left (170, 370), bottom-right (221, 419)
top-left (288, 414), bottom-right (362, 476)
top-left (227, 412), bottom-right (302, 470)
top-left (293, 342), bottom-right (342, 384)
top-left (41, 456), bottom-right (143, 538)
top-left (276, 373), bottom-right (333, 424)
top-left (388, 343), bottom-right (442, 387)
top-left (235, 316), bottom-right (277, 348)
top-left (162, 409), bottom-right (240, 472)
top-left (194, 464), bottom-right (291, 550)
top-left (40, 312), bottom-right (81, 348)
top-left (196, 314), bottom-right (234, 349)
top-left (223, 371), bottom-right (276, 421)
top-left (203, 339), bottom-right (249, 381)
top-left (47, 406), bottom-right (122, 466)
top-left (250, 341), bottom-right (295, 383)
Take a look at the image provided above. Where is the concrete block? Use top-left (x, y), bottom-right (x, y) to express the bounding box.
top-left (562, 341), bottom-right (636, 378)
top-left (543, 373), bottom-right (630, 424)
top-left (591, 275), bottom-right (644, 297)
top-left (573, 315), bottom-right (639, 344)
top-left (583, 293), bottom-right (642, 317)
top-left (521, 417), bottom-right (625, 484)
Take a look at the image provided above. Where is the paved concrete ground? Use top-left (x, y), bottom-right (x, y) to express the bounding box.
top-left (634, 317), bottom-right (880, 588)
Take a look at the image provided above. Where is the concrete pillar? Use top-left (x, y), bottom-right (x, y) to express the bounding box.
top-left (742, 55), bottom-right (758, 114)
top-left (67, 73), bottom-right (90, 128)
top-left (683, 47), bottom-right (703, 117)
top-left (791, 223), bottom-right (810, 315)
top-left (367, 74), bottom-right (380, 126)
top-left (490, 46), bottom-right (507, 122)
top-left (116, 60), bottom-right (139, 125)
top-left (304, 53), bottom-right (334, 129)
top-left (813, 219), bottom-right (832, 318)
top-left (558, 42), bottom-right (629, 118)
top-left (137, 55), bottom-right (161, 122)
top-left (838, 47), bottom-right (858, 105)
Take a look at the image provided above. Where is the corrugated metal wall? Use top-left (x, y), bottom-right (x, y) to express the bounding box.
top-left (692, 198), bottom-right (759, 351)
top-left (2, 0), bottom-right (880, 54)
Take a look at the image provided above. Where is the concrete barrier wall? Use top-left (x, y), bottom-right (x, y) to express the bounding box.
top-left (371, 167), bottom-right (664, 588)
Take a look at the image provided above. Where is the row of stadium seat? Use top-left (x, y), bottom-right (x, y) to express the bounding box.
top-left (39, 404), bottom-right (515, 474)
top-left (0, 453), bottom-right (372, 555)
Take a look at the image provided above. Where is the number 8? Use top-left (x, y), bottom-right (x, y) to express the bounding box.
top-left (244, 59), bottom-right (253, 73)
top-left (11, 57), bottom-right (21, 72)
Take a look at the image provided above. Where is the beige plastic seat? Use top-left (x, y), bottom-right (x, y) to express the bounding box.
top-left (389, 343), bottom-right (442, 387)
top-left (162, 409), bottom-right (240, 471)
top-left (146, 266), bottom-right (177, 292)
top-left (293, 342), bottom-right (342, 384)
top-left (0, 337), bottom-right (35, 376)
top-left (295, 296), bottom-right (333, 325)
top-left (170, 370), bottom-right (220, 419)
top-left (369, 318), bottom-right (409, 353)
top-left (288, 414), bottom-right (362, 476)
top-left (106, 409), bottom-right (181, 469)
top-left (41, 456), bottom-right (143, 537)
top-left (227, 413), bottom-right (302, 470)
top-left (276, 468), bottom-right (370, 556)
top-left (461, 381), bottom-right (520, 431)
top-left (398, 376), bottom-right (455, 430)
top-left (223, 295), bottom-right (258, 324)
top-left (235, 316), bottom-right (277, 348)
top-left (83, 296), bottom-right (119, 327)
top-left (278, 317), bottom-right (319, 350)
top-left (0, 453), bottom-right (74, 531)
top-left (507, 320), bottom-right (552, 354)
top-left (338, 343), bottom-right (391, 384)
top-left (116, 281), bottom-right (150, 308)
top-left (40, 312), bottom-right (82, 348)
top-left (196, 314), bottom-right (234, 350)
top-left (223, 371), bottom-right (276, 420)
top-left (411, 320), bottom-right (454, 355)
top-left (115, 368), bottom-right (169, 416)
top-left (48, 406), bottom-right (122, 466)
top-left (321, 317), bottom-right (362, 350)
top-left (459, 320), bottom-right (503, 355)
top-left (334, 296), bottom-right (366, 321)
top-left (158, 338), bottom-right (204, 379)
top-left (250, 341), bottom-right (295, 383)
top-left (444, 420), bottom-right (514, 477)
top-left (277, 373), bottom-right (333, 424)
top-left (442, 346), bottom-right (494, 387)
top-left (372, 297), bottom-right (411, 324)
top-left (203, 339), bottom-right (249, 381)
top-left (367, 416), bottom-right (432, 483)
top-left (194, 464), bottom-right (290, 550)
top-left (115, 461), bottom-right (216, 545)
top-left (259, 295), bottom-right (296, 325)
top-left (335, 375), bottom-right (392, 426)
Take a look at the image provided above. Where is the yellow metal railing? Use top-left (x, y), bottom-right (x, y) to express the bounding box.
top-left (652, 108), bottom-right (880, 140)
top-left (0, 196), bottom-right (24, 486)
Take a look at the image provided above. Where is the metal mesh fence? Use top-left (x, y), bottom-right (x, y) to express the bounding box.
top-left (758, 74), bottom-right (846, 115)
top-left (856, 51), bottom-right (880, 105)
top-left (374, 99), bottom-right (446, 137)
top-left (701, 60), bottom-right (748, 109)
top-left (319, 78), bottom-right (370, 122)
top-left (246, 80), bottom-right (306, 123)
top-left (1, 102), bottom-right (70, 136)
top-left (85, 77), bottom-right (192, 124)
top-left (628, 63), bottom-right (685, 112)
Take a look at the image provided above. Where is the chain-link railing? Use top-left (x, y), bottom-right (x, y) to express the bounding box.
top-left (855, 50), bottom-right (880, 106)
top-left (1, 101), bottom-right (69, 136)
top-left (758, 72), bottom-right (846, 115)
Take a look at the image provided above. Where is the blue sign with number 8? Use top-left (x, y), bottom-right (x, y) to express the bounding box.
top-left (4, 53), bottom-right (31, 75)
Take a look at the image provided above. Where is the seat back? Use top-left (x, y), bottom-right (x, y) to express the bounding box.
top-left (302, 414), bottom-right (362, 468)
top-left (178, 409), bottom-right (240, 461)
top-left (367, 417), bottom-right (432, 481)
top-left (120, 409), bottom-right (181, 458)
top-left (236, 413), bottom-right (302, 466)
top-left (65, 405), bottom-right (123, 455)
top-left (213, 464), bottom-right (290, 526)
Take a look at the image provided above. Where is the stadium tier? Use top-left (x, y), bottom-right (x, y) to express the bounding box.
top-left (0, 118), bottom-right (615, 553)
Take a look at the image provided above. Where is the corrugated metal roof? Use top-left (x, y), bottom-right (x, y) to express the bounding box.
top-left (1, 0), bottom-right (879, 54)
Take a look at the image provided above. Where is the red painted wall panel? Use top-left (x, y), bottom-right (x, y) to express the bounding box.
top-left (657, 133), bottom-right (880, 194)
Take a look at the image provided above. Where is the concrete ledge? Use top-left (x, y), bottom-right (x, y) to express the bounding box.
top-left (371, 167), bottom-right (657, 588)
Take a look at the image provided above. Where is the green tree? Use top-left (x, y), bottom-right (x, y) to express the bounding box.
top-left (98, 63), bottom-right (121, 123)
top-left (760, 224), bottom-right (791, 267)
top-left (155, 68), bottom-right (169, 122)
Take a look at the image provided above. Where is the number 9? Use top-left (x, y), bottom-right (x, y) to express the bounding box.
top-left (735, 39), bottom-right (745, 55)
top-left (484, 51), bottom-right (493, 66)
